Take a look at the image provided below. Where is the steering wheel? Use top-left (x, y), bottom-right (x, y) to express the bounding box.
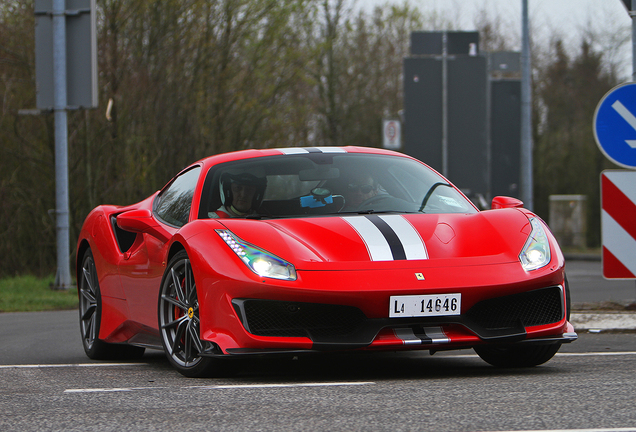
top-left (357, 194), bottom-right (391, 210)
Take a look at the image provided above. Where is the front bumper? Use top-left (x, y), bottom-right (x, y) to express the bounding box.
top-left (199, 283), bottom-right (575, 356)
top-left (196, 258), bottom-right (571, 354)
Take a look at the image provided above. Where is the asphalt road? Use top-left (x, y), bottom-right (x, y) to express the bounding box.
top-left (1, 327), bottom-right (636, 431)
top-left (1, 259), bottom-right (636, 431)
top-left (566, 258), bottom-right (636, 305)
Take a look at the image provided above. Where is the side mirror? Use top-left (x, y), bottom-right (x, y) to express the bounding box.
top-left (491, 196), bottom-right (523, 210)
top-left (116, 209), bottom-right (170, 242)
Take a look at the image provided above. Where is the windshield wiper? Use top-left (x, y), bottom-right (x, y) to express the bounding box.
top-left (336, 210), bottom-right (401, 215)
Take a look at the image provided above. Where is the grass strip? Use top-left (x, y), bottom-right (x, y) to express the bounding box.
top-left (0, 275), bottom-right (78, 312)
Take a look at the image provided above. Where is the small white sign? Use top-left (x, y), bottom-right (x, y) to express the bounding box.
top-left (383, 120), bottom-right (401, 150)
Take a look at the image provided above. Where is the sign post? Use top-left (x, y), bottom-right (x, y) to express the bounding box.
top-left (594, 82), bottom-right (636, 281)
top-left (621, 0), bottom-right (636, 81)
top-left (601, 171), bottom-right (636, 279)
top-left (34, 0), bottom-right (97, 289)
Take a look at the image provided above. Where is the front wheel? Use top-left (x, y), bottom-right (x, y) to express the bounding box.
top-left (158, 251), bottom-right (220, 377)
top-left (474, 343), bottom-right (561, 368)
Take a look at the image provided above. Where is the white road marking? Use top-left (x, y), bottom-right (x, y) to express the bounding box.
top-left (556, 351), bottom-right (636, 357)
top-left (0, 362), bottom-right (147, 369)
top-left (1, 352), bottom-right (632, 395)
top-left (64, 382), bottom-right (375, 394)
top-left (2, 351), bottom-right (636, 371)
top-left (65, 386), bottom-right (164, 393)
top-left (190, 382), bottom-right (374, 390)
top-left (480, 428), bottom-right (636, 432)
top-left (445, 352), bottom-right (636, 359)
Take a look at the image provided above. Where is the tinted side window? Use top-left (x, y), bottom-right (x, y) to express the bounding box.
top-left (155, 167), bottom-right (201, 227)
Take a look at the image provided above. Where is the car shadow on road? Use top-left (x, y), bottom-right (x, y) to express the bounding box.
top-left (124, 346), bottom-right (569, 383)
top-left (139, 349), bottom-right (563, 382)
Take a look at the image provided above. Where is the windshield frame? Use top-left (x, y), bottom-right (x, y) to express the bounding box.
top-left (198, 152), bottom-right (478, 219)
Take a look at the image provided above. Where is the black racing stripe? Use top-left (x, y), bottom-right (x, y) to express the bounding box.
top-left (365, 215), bottom-right (407, 260)
top-left (413, 327), bottom-right (432, 344)
top-left (304, 147), bottom-right (323, 153)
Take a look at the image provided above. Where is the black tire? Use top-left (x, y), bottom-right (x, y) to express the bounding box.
top-left (474, 343), bottom-right (561, 368)
top-left (158, 250), bottom-right (220, 377)
top-left (79, 248), bottom-right (145, 360)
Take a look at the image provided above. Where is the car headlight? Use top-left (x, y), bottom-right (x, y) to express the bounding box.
top-left (216, 230), bottom-right (297, 280)
top-left (519, 217), bottom-right (551, 271)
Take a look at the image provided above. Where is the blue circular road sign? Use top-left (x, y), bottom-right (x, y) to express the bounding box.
top-left (594, 82), bottom-right (636, 169)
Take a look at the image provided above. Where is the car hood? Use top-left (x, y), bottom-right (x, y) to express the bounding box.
top-left (214, 209), bottom-right (533, 271)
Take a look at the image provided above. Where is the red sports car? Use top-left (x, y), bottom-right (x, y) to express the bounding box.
top-left (77, 146), bottom-right (576, 377)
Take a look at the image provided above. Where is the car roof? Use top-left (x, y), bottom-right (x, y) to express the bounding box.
top-left (194, 146), bottom-right (415, 170)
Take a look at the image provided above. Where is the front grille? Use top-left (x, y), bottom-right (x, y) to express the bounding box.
top-left (466, 286), bottom-right (563, 330)
top-left (235, 300), bottom-right (367, 338)
top-left (233, 287), bottom-right (563, 345)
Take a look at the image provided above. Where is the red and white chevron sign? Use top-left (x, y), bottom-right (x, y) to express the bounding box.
top-left (601, 170), bottom-right (636, 279)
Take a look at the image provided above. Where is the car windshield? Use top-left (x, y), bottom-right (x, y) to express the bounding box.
top-left (201, 152), bottom-right (477, 218)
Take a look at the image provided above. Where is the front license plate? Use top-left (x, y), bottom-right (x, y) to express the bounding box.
top-left (389, 294), bottom-right (461, 318)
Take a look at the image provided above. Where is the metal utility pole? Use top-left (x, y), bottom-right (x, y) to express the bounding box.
top-left (441, 31), bottom-right (449, 178)
top-left (52, 0), bottom-right (72, 290)
top-left (520, 0), bottom-right (533, 211)
top-left (630, 2), bottom-right (636, 82)
top-left (618, 1), bottom-right (636, 295)
top-left (621, 0), bottom-right (636, 80)
top-left (35, 0), bottom-right (97, 289)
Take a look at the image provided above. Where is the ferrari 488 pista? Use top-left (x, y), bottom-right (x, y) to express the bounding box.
top-left (77, 147), bottom-right (576, 377)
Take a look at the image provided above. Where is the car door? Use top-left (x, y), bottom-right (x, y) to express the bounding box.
top-left (118, 166), bottom-right (201, 332)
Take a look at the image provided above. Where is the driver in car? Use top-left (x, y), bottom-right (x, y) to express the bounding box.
top-left (344, 173), bottom-right (379, 209)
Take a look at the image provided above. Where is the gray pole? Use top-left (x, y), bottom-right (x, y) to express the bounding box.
top-left (629, 1), bottom-right (636, 297)
top-left (631, 7), bottom-right (636, 82)
top-left (53, 0), bottom-right (72, 289)
top-left (485, 53), bottom-right (492, 202)
top-left (442, 31), bottom-right (449, 178)
top-left (520, 0), bottom-right (533, 210)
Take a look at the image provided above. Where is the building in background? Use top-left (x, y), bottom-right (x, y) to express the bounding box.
top-left (403, 31), bottom-right (521, 207)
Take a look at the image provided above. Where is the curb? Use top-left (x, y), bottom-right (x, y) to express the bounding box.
top-left (570, 312), bottom-right (636, 331)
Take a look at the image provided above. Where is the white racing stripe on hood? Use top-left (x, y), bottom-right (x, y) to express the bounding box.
top-left (312, 147), bottom-right (347, 153)
top-left (343, 216), bottom-right (393, 261)
top-left (277, 147), bottom-right (348, 155)
top-left (378, 215), bottom-right (428, 260)
top-left (278, 147), bottom-right (310, 154)
top-left (343, 215), bottom-right (428, 261)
